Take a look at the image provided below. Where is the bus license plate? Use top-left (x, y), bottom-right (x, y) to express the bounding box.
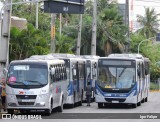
top-left (112, 101), bottom-right (119, 103)
top-left (22, 99), bottom-right (32, 102)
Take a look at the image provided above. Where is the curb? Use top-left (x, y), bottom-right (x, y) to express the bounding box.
top-left (150, 90), bottom-right (160, 92)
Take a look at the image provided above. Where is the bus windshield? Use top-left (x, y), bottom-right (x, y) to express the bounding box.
top-left (98, 60), bottom-right (136, 89)
top-left (7, 63), bottom-right (48, 88)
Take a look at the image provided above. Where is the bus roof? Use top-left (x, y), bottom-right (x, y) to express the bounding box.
top-left (47, 53), bottom-right (76, 58)
top-left (108, 53), bottom-right (144, 59)
top-left (78, 55), bottom-right (100, 59)
top-left (11, 59), bottom-right (65, 65)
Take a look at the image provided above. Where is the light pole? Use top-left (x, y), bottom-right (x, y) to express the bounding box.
top-left (0, 0), bottom-right (38, 70)
top-left (0, 0), bottom-right (38, 41)
top-left (138, 37), bottom-right (155, 54)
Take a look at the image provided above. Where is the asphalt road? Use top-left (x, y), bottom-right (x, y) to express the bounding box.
top-left (42, 92), bottom-right (160, 119)
top-left (1, 92), bottom-right (160, 122)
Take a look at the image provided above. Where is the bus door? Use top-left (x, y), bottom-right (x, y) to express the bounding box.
top-left (92, 62), bottom-right (97, 88)
top-left (137, 63), bottom-right (142, 100)
top-left (76, 62), bottom-right (80, 93)
top-left (72, 63), bottom-right (77, 94)
top-left (86, 61), bottom-right (91, 88)
top-left (141, 63), bottom-right (145, 94)
top-left (49, 65), bottom-right (58, 107)
top-left (83, 61), bottom-right (86, 90)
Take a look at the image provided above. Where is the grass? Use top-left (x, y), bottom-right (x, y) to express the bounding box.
top-left (150, 82), bottom-right (160, 90)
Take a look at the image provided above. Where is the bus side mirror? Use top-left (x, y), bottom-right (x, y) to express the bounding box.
top-left (145, 68), bottom-right (148, 75)
top-left (51, 68), bottom-right (55, 75)
top-left (3, 68), bottom-right (8, 77)
top-left (137, 69), bottom-right (140, 76)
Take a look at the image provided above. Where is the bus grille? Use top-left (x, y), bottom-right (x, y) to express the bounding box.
top-left (16, 95), bottom-right (37, 106)
top-left (16, 95), bottom-right (37, 99)
top-left (105, 98), bottom-right (126, 103)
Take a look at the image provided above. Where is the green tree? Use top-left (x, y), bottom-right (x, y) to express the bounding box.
top-left (97, 3), bottom-right (127, 56)
top-left (55, 33), bottom-right (74, 53)
top-left (9, 24), bottom-right (50, 61)
top-left (130, 33), bottom-right (146, 53)
top-left (137, 7), bottom-right (160, 38)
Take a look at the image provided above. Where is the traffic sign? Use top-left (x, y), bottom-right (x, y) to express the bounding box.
top-left (44, 0), bottom-right (84, 14)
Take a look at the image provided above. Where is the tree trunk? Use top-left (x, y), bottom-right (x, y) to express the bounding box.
top-left (104, 40), bottom-right (112, 56)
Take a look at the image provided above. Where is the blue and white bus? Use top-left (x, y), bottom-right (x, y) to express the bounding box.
top-left (95, 54), bottom-right (150, 108)
top-left (47, 53), bottom-right (86, 107)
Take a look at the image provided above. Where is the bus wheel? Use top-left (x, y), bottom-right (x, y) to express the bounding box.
top-left (141, 98), bottom-right (145, 103)
top-left (132, 103), bottom-right (137, 108)
top-left (7, 109), bottom-right (14, 114)
top-left (98, 103), bottom-right (103, 108)
top-left (45, 101), bottom-right (52, 116)
top-left (59, 98), bottom-right (63, 112)
top-left (145, 97), bottom-right (148, 102)
top-left (137, 101), bottom-right (141, 106)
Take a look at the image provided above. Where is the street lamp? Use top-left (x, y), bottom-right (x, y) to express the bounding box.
top-left (138, 37), bottom-right (156, 54)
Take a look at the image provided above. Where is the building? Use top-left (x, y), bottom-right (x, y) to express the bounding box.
top-left (11, 16), bottom-right (27, 30)
top-left (116, 0), bottom-right (160, 32)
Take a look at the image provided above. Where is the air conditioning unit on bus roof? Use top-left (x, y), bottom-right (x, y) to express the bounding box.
top-left (48, 53), bottom-right (76, 58)
top-left (108, 54), bottom-right (144, 59)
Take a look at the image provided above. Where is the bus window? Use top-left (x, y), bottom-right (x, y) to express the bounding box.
top-left (72, 68), bottom-right (77, 80)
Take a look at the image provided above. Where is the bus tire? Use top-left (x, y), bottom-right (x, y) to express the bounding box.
top-left (7, 109), bottom-right (14, 114)
top-left (45, 100), bottom-right (52, 116)
top-left (145, 97), bottom-right (148, 102)
top-left (137, 101), bottom-right (141, 106)
top-left (98, 103), bottom-right (103, 108)
top-left (132, 103), bottom-right (137, 108)
top-left (141, 98), bottom-right (145, 103)
top-left (58, 97), bottom-right (63, 112)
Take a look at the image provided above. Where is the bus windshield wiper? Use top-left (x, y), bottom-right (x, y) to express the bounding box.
top-left (26, 80), bottom-right (44, 86)
top-left (14, 81), bottom-right (28, 86)
top-left (119, 66), bottom-right (127, 77)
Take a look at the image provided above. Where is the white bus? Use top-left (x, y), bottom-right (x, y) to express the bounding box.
top-left (6, 58), bottom-right (68, 115)
top-left (95, 54), bottom-right (150, 108)
top-left (47, 53), bottom-right (86, 107)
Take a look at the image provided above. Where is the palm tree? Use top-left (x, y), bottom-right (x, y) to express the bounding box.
top-left (10, 24), bottom-right (50, 61)
top-left (97, 4), bottom-right (127, 56)
top-left (55, 33), bottom-right (74, 53)
top-left (137, 7), bottom-right (160, 38)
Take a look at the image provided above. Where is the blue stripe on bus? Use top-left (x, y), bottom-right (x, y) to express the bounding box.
top-left (68, 81), bottom-right (73, 96)
top-left (95, 82), bottom-right (137, 98)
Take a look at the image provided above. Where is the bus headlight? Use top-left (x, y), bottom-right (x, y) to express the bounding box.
top-left (8, 95), bottom-right (15, 100)
top-left (39, 94), bottom-right (49, 99)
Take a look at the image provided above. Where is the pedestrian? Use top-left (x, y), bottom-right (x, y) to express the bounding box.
top-left (1, 81), bottom-right (6, 112)
top-left (86, 82), bottom-right (93, 106)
